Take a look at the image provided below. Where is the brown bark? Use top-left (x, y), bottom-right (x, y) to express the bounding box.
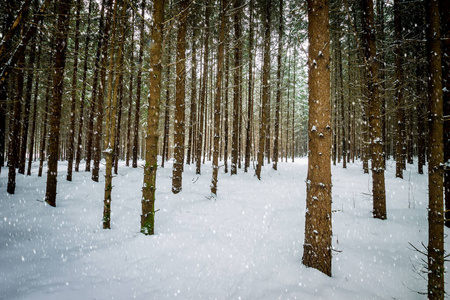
top-left (244, 2), bottom-right (254, 173)
top-left (67, 0), bottom-right (82, 181)
top-left (125, 11), bottom-right (135, 167)
top-left (426, 0), bottom-right (444, 298)
top-left (172, 0), bottom-right (188, 194)
top-left (141, 0), bottom-right (165, 235)
top-left (92, 0), bottom-right (113, 182)
top-left (187, 25), bottom-right (198, 166)
top-left (132, 0), bottom-right (146, 169)
top-left (394, 0), bottom-right (405, 178)
top-left (364, 0), bottom-right (386, 219)
top-left (272, 0), bottom-right (283, 171)
top-left (441, 0), bottom-right (450, 228)
top-left (302, 0), bottom-right (332, 277)
top-left (86, 0), bottom-right (106, 173)
top-left (211, 0), bottom-right (226, 195)
top-left (161, 43), bottom-right (171, 168)
top-left (27, 33), bottom-right (41, 176)
top-left (231, 0), bottom-right (242, 175)
top-left (255, 0), bottom-right (271, 180)
top-left (7, 51), bottom-right (25, 194)
top-left (44, 0), bottom-right (72, 207)
top-left (196, 1), bottom-right (210, 175)
top-left (224, 39), bottom-right (230, 173)
top-left (75, 0), bottom-right (93, 172)
top-left (38, 59), bottom-right (52, 178)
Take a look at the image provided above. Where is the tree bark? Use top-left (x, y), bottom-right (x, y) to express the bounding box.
top-left (141, 0), bottom-right (165, 235)
top-left (211, 0), bottom-right (226, 195)
top-left (426, 0), bottom-right (444, 298)
top-left (364, 0), bottom-right (386, 219)
top-left (67, 0), bottom-right (82, 181)
top-left (44, 0), bottom-right (72, 206)
top-left (272, 0), bottom-right (283, 171)
top-left (302, 0), bottom-right (332, 276)
top-left (172, 0), bottom-right (188, 194)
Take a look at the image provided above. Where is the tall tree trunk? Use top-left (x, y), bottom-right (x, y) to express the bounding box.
top-left (231, 0), bottom-right (242, 175)
top-left (272, 0), bottom-right (283, 171)
top-left (440, 0), bottom-right (450, 229)
top-left (76, 0), bottom-right (93, 172)
top-left (38, 60), bottom-right (52, 177)
top-left (196, 1), bottom-right (210, 175)
top-left (187, 26), bottom-right (198, 166)
top-left (92, 0), bottom-right (113, 182)
top-left (141, 0), bottom-right (165, 235)
top-left (426, 0), bottom-right (445, 297)
top-left (244, 2), bottom-right (254, 173)
top-left (255, 0), bottom-right (271, 180)
top-left (7, 51), bottom-right (25, 194)
top-left (44, 0), bottom-right (72, 206)
top-left (394, 0), bottom-right (405, 178)
top-left (132, 0), bottom-right (146, 169)
top-left (302, 0), bottom-right (332, 276)
top-left (67, 0), bottom-right (82, 181)
top-left (102, 0), bottom-right (124, 229)
top-left (364, 0), bottom-right (386, 219)
top-left (27, 33), bottom-right (41, 176)
top-left (171, 0), bottom-right (188, 194)
top-left (211, 0), bottom-right (226, 195)
top-left (18, 38), bottom-right (37, 175)
top-left (224, 39), bottom-right (230, 173)
top-left (161, 42), bottom-right (171, 168)
top-left (86, 0), bottom-right (106, 173)
top-left (125, 10), bottom-right (135, 167)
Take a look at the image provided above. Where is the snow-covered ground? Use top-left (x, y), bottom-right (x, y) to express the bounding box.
top-left (0, 157), bottom-right (448, 299)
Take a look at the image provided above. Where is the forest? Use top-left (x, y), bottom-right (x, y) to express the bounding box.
top-left (0, 0), bottom-right (449, 299)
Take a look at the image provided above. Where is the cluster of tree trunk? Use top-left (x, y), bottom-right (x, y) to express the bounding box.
top-left (0, 0), bottom-right (447, 297)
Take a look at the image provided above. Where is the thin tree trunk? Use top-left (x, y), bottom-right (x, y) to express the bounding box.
top-left (172, 0), bottom-right (188, 193)
top-left (38, 60), bottom-right (51, 178)
top-left (86, 0), bottom-right (106, 173)
top-left (44, 0), bottom-right (72, 206)
top-left (161, 44), bottom-right (171, 168)
top-left (244, 2), bottom-right (254, 173)
top-left (426, 0), bottom-right (444, 297)
top-left (211, 0), bottom-right (226, 195)
top-left (196, 1), bottom-right (210, 175)
top-left (255, 0), bottom-right (271, 180)
top-left (132, 0), bottom-right (146, 169)
top-left (141, 0), bottom-right (165, 235)
top-left (67, 0), bottom-right (82, 181)
top-left (27, 33), bottom-right (41, 176)
top-left (125, 11), bottom-right (135, 167)
top-left (187, 27), bottom-right (198, 166)
top-left (272, 0), bottom-right (283, 171)
top-left (231, 0), bottom-right (242, 175)
top-left (224, 38), bottom-right (229, 173)
top-left (76, 0), bottom-right (93, 172)
top-left (364, 0), bottom-right (386, 219)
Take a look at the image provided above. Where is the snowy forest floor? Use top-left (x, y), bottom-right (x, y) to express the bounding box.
top-left (0, 157), bottom-right (449, 299)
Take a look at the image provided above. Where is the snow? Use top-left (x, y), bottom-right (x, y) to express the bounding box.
top-left (1, 158), bottom-right (448, 299)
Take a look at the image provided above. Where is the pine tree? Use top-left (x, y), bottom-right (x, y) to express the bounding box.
top-left (302, 0), bottom-right (332, 276)
top-left (44, 0), bottom-right (72, 206)
top-left (425, 0), bottom-right (444, 297)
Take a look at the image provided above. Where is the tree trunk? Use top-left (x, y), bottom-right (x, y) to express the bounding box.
top-left (38, 61), bottom-right (52, 178)
top-left (187, 25), bottom-right (198, 166)
top-left (302, 0), bottom-right (332, 276)
top-left (172, 0), bottom-right (188, 194)
top-left (141, 0), bottom-right (165, 235)
top-left (27, 33), bottom-right (41, 176)
top-left (244, 2), bottom-right (254, 173)
top-left (75, 0), bottom-right (93, 172)
top-left (67, 0), bottom-right (81, 181)
top-left (272, 0), bottom-right (283, 171)
top-left (196, 2), bottom-right (210, 175)
top-left (394, 0), bottom-right (405, 178)
top-left (125, 11), bottom-right (135, 167)
top-left (231, 0), bottom-right (242, 175)
top-left (426, 0), bottom-right (444, 298)
top-left (44, 0), bottom-right (72, 206)
top-left (440, 0), bottom-right (450, 229)
top-left (132, 0), bottom-right (146, 169)
top-left (211, 0), bottom-right (226, 195)
top-left (255, 0), bottom-right (271, 180)
top-left (364, 0), bottom-right (386, 219)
